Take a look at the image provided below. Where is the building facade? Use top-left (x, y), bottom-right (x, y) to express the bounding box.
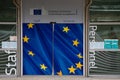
top-left (0, 0), bottom-right (120, 78)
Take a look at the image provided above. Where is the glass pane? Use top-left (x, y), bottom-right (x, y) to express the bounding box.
top-left (0, 25), bottom-right (16, 48)
top-left (89, 25), bottom-right (120, 49)
top-left (0, 50), bottom-right (16, 75)
top-left (90, 0), bottom-right (120, 22)
top-left (89, 51), bottom-right (120, 75)
top-left (0, 24), bottom-right (17, 76)
top-left (90, 11), bottom-right (120, 22)
top-left (23, 23), bottom-right (52, 75)
top-left (0, 0), bottom-right (16, 22)
top-left (54, 24), bottom-right (83, 75)
top-left (89, 25), bottom-right (120, 75)
top-left (89, 0), bottom-right (120, 76)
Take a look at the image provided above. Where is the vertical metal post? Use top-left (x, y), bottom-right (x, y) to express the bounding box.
top-left (13, 0), bottom-right (22, 77)
top-left (50, 22), bottom-right (56, 75)
top-left (85, 0), bottom-right (92, 77)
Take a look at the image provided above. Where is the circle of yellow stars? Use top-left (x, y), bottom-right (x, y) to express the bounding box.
top-left (23, 23), bottom-right (49, 73)
top-left (57, 26), bottom-right (83, 75)
top-left (24, 24), bottom-right (83, 75)
top-left (62, 26), bottom-right (80, 47)
top-left (57, 62), bottom-right (83, 76)
top-left (23, 23), bottom-right (35, 43)
top-left (67, 62), bottom-right (83, 74)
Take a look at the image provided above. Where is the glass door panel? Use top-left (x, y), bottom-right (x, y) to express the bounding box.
top-left (54, 23), bottom-right (83, 75)
top-left (23, 23), bottom-right (52, 75)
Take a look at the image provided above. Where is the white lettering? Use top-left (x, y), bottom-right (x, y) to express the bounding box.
top-left (89, 51), bottom-right (98, 69)
top-left (5, 68), bottom-right (16, 75)
top-left (89, 26), bottom-right (98, 69)
top-left (8, 55), bottom-right (16, 62)
top-left (5, 50), bottom-right (17, 75)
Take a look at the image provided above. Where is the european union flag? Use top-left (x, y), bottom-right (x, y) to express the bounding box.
top-left (54, 24), bottom-right (83, 75)
top-left (23, 23), bottom-right (52, 75)
top-left (23, 23), bottom-right (83, 75)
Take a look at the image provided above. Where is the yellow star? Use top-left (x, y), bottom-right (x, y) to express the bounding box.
top-left (63, 26), bottom-right (70, 33)
top-left (68, 66), bottom-right (76, 74)
top-left (40, 64), bottom-right (47, 70)
top-left (28, 51), bottom-right (35, 56)
top-left (77, 53), bottom-right (83, 58)
top-left (73, 39), bottom-right (79, 47)
top-left (75, 62), bottom-right (83, 69)
top-left (23, 36), bottom-right (29, 43)
top-left (27, 23), bottom-right (34, 28)
top-left (57, 70), bottom-right (63, 76)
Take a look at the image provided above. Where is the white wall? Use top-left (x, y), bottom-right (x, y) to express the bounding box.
top-left (22, 0), bottom-right (84, 23)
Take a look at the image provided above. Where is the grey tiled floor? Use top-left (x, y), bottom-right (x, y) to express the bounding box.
top-left (0, 76), bottom-right (120, 80)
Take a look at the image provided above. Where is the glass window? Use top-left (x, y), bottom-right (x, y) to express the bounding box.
top-left (90, 0), bottom-right (120, 22)
top-left (0, 25), bottom-right (16, 48)
top-left (89, 51), bottom-right (120, 75)
top-left (89, 0), bottom-right (120, 76)
top-left (89, 25), bottom-right (120, 75)
top-left (0, 50), bottom-right (17, 75)
top-left (0, 0), bottom-right (17, 76)
top-left (0, 0), bottom-right (16, 22)
top-left (90, 25), bottom-right (120, 48)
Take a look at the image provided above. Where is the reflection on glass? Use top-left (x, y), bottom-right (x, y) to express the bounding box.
top-left (0, 0), bottom-right (17, 76)
top-left (89, 0), bottom-right (120, 22)
top-left (90, 11), bottom-right (120, 22)
top-left (0, 0), bottom-right (16, 22)
top-left (0, 50), bottom-right (16, 75)
top-left (0, 25), bottom-right (16, 48)
top-left (108, 27), bottom-right (117, 39)
top-left (95, 25), bottom-right (119, 40)
top-left (89, 25), bottom-right (120, 49)
top-left (89, 51), bottom-right (120, 75)
top-left (89, 0), bottom-right (120, 76)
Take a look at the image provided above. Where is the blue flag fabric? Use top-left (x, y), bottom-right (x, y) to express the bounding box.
top-left (54, 24), bottom-right (83, 75)
top-left (23, 23), bottom-right (52, 75)
top-left (23, 23), bottom-right (83, 75)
